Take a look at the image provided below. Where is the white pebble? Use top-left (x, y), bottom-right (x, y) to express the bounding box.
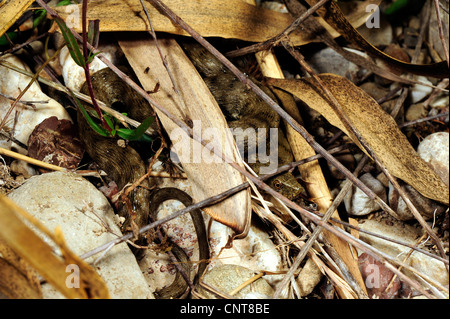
top-left (0, 54), bottom-right (72, 153)
top-left (344, 173), bottom-right (387, 216)
top-left (417, 132), bottom-right (449, 186)
top-left (388, 132), bottom-right (448, 220)
top-left (358, 219), bottom-right (449, 287)
top-left (409, 76), bottom-right (433, 103)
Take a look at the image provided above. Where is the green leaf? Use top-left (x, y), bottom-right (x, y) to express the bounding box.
top-left (116, 116), bottom-right (154, 141)
top-left (0, 32), bottom-right (18, 46)
top-left (74, 97), bottom-right (110, 137)
top-left (102, 113), bottom-right (117, 136)
top-left (33, 9), bottom-right (47, 28)
top-left (56, 0), bottom-right (73, 6)
top-left (55, 18), bottom-right (85, 67)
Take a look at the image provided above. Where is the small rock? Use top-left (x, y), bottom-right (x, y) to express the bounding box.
top-left (296, 257), bottom-right (323, 298)
top-left (358, 219), bottom-right (449, 288)
top-left (357, 16), bottom-right (393, 47)
top-left (306, 47), bottom-right (370, 83)
top-left (384, 44), bottom-right (411, 64)
top-left (59, 43), bottom-right (119, 92)
top-left (208, 220), bottom-right (283, 287)
top-left (9, 160), bottom-right (37, 179)
top-left (409, 76), bottom-right (433, 104)
top-left (198, 264), bottom-right (274, 299)
top-left (417, 132), bottom-right (449, 186)
top-left (376, 44), bottom-right (410, 78)
top-left (7, 171), bottom-right (153, 299)
top-left (60, 46), bottom-right (111, 92)
top-left (405, 103), bottom-right (428, 122)
top-left (429, 95), bottom-right (449, 109)
top-left (359, 253), bottom-right (401, 299)
top-left (27, 116), bottom-right (84, 170)
top-left (389, 132), bottom-right (448, 220)
top-left (388, 180), bottom-right (446, 220)
top-left (344, 173), bottom-right (387, 216)
top-left (260, 1), bottom-right (288, 13)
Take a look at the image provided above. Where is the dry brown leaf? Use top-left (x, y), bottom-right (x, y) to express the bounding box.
top-left (0, 257), bottom-right (41, 299)
top-left (0, 240), bottom-right (42, 298)
top-left (0, 194), bottom-right (110, 299)
top-left (52, 0), bottom-right (377, 46)
top-left (268, 74), bottom-right (449, 205)
top-left (0, 0), bottom-right (35, 37)
top-left (118, 34), bottom-right (251, 236)
top-left (305, 0), bottom-right (448, 78)
top-left (253, 49), bottom-right (366, 296)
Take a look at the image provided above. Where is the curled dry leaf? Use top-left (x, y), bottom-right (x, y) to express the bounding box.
top-left (0, 194), bottom-right (110, 299)
top-left (268, 74), bottom-right (449, 205)
top-left (27, 116), bottom-right (84, 170)
top-left (0, 0), bottom-right (35, 37)
top-left (53, 0), bottom-right (377, 46)
top-left (305, 0), bottom-right (448, 78)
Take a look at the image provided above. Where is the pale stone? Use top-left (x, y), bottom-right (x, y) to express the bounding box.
top-left (344, 173), bottom-right (387, 216)
top-left (0, 54), bottom-right (71, 153)
top-left (358, 219), bottom-right (448, 287)
top-left (7, 171), bottom-right (153, 299)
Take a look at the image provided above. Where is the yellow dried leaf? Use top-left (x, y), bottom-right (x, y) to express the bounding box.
top-left (0, 240), bottom-right (42, 298)
top-left (0, 257), bottom-right (41, 299)
top-left (0, 0), bottom-right (35, 37)
top-left (0, 194), bottom-right (110, 299)
top-left (268, 74), bottom-right (449, 205)
top-left (52, 0), bottom-right (378, 46)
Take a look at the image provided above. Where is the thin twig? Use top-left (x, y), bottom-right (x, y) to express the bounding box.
top-left (433, 0), bottom-right (450, 66)
top-left (139, 0), bottom-right (188, 110)
top-left (0, 147), bottom-right (67, 172)
top-left (281, 40), bottom-right (447, 261)
top-left (274, 154), bottom-right (370, 298)
top-left (0, 32), bottom-right (50, 56)
top-left (398, 111), bottom-right (449, 128)
top-left (0, 92), bottom-right (48, 105)
top-left (80, 0), bottom-right (110, 132)
top-left (226, 0), bottom-right (329, 58)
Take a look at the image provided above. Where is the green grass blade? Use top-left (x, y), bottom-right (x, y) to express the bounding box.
top-left (55, 18), bottom-right (85, 67)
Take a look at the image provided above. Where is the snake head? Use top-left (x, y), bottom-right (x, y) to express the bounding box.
top-left (268, 172), bottom-right (305, 201)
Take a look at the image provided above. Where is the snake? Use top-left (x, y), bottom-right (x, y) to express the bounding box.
top-left (180, 40), bottom-right (305, 200)
top-left (76, 41), bottom-right (304, 298)
top-left (77, 68), bottom-right (208, 299)
top-left (148, 187), bottom-right (209, 299)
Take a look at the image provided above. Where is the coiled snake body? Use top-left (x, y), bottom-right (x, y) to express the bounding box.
top-left (77, 41), bottom-right (304, 298)
top-left (77, 68), bottom-right (209, 299)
